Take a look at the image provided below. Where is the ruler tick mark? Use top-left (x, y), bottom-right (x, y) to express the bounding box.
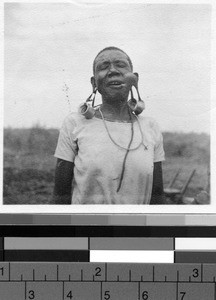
top-left (141, 275), bottom-right (143, 282)
top-left (81, 269), bottom-right (83, 281)
top-left (57, 265), bottom-right (59, 281)
top-left (24, 281), bottom-right (27, 300)
top-left (214, 281), bottom-right (216, 300)
top-left (138, 281), bottom-right (140, 300)
top-left (129, 270), bottom-right (131, 282)
top-left (117, 275), bottom-right (120, 282)
top-left (176, 281), bottom-right (178, 300)
top-left (69, 274), bottom-right (71, 281)
top-left (105, 263), bottom-right (107, 282)
top-left (33, 269), bottom-right (35, 281)
top-left (9, 262), bottom-right (11, 281)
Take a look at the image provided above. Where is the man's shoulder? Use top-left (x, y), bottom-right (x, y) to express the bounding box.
top-left (138, 115), bottom-right (159, 128)
top-left (63, 112), bottom-right (86, 127)
top-left (138, 115), bottom-right (163, 140)
top-left (64, 112), bottom-right (81, 121)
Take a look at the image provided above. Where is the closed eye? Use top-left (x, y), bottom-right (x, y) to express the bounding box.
top-left (97, 62), bottom-right (109, 70)
top-left (115, 61), bottom-right (127, 68)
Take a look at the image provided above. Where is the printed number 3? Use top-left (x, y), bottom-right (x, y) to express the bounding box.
top-left (28, 290), bottom-right (35, 299)
top-left (192, 268), bottom-right (199, 278)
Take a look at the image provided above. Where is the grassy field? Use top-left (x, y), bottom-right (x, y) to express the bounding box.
top-left (3, 127), bottom-right (210, 204)
top-left (162, 132), bottom-right (210, 204)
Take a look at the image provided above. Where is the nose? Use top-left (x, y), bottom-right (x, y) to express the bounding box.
top-left (107, 63), bottom-right (120, 77)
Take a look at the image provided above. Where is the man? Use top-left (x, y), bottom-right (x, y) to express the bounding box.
top-left (53, 47), bottom-right (165, 204)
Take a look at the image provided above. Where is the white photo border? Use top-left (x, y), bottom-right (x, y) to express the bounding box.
top-left (0, 0), bottom-right (215, 216)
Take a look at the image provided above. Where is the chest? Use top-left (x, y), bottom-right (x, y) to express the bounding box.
top-left (73, 121), bottom-right (155, 173)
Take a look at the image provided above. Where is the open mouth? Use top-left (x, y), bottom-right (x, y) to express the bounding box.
top-left (108, 81), bottom-right (124, 87)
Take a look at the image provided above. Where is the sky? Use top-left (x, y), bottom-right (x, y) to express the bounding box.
top-left (3, 2), bottom-right (212, 133)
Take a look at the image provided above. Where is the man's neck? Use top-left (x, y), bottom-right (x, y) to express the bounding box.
top-left (98, 101), bottom-right (133, 122)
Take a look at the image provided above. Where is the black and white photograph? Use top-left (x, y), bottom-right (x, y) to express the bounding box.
top-left (2, 1), bottom-right (214, 207)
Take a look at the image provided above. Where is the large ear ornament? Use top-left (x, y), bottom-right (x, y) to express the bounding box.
top-left (125, 73), bottom-right (145, 115)
top-left (78, 89), bottom-right (97, 119)
top-left (127, 97), bottom-right (145, 115)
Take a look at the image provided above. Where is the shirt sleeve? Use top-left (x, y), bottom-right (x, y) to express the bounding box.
top-left (54, 114), bottom-right (78, 162)
top-left (152, 120), bottom-right (165, 163)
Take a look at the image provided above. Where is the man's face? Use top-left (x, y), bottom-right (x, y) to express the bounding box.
top-left (93, 50), bottom-right (134, 101)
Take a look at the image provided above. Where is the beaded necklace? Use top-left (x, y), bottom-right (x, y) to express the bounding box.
top-left (98, 107), bottom-right (148, 151)
top-left (98, 107), bottom-right (148, 192)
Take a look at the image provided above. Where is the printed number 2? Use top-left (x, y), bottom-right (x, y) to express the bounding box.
top-left (95, 267), bottom-right (102, 277)
top-left (28, 290), bottom-right (35, 299)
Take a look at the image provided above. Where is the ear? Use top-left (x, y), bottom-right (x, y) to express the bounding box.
top-left (133, 72), bottom-right (139, 82)
top-left (129, 72), bottom-right (139, 89)
top-left (90, 76), bottom-right (96, 91)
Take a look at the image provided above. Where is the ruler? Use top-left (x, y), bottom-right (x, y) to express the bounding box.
top-left (1, 262), bottom-right (216, 300)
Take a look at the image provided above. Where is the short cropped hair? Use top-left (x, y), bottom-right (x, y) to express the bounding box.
top-left (93, 46), bottom-right (133, 74)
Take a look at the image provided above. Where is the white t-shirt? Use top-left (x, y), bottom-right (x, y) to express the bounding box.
top-left (54, 112), bottom-right (165, 204)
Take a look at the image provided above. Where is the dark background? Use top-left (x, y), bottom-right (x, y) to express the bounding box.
top-left (3, 126), bottom-right (210, 204)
